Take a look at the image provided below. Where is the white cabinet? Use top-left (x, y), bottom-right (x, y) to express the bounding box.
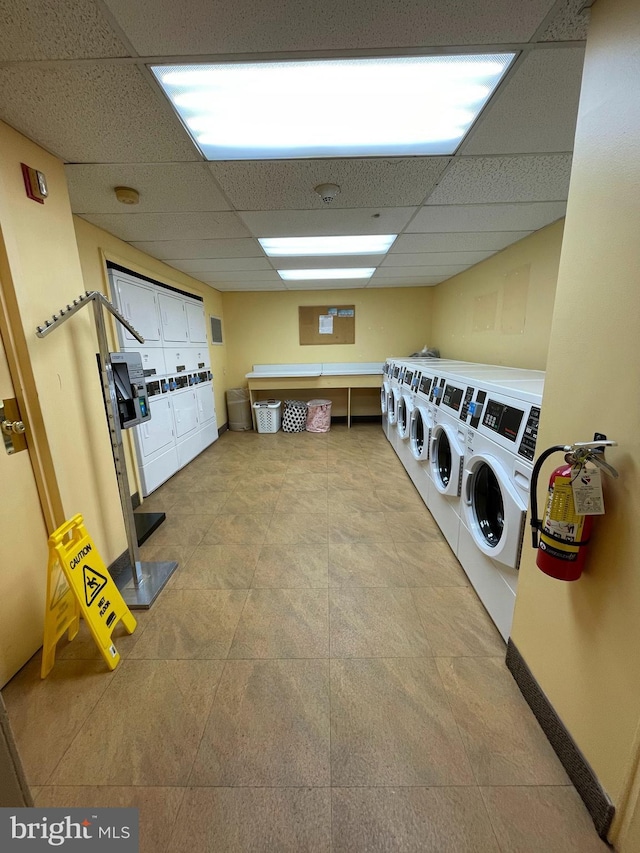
top-left (158, 292), bottom-right (188, 343)
top-left (112, 275), bottom-right (161, 346)
top-left (186, 302), bottom-right (208, 343)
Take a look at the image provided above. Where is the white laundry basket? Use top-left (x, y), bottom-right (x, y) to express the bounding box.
top-left (253, 400), bottom-right (282, 433)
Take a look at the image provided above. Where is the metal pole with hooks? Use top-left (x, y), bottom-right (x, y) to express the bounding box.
top-left (36, 291), bottom-right (177, 608)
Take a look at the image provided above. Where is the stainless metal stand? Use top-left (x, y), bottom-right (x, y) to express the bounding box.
top-left (36, 291), bottom-right (177, 608)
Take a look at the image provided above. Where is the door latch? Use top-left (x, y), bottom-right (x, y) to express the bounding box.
top-left (0, 398), bottom-right (27, 454)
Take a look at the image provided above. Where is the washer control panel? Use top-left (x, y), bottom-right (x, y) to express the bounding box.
top-left (518, 405), bottom-right (541, 461)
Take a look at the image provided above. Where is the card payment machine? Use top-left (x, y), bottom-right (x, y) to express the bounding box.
top-left (110, 351), bottom-right (151, 429)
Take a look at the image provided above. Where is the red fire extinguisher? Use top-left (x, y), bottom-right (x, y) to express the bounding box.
top-left (530, 441), bottom-right (617, 581)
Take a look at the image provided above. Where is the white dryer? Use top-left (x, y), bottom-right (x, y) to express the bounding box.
top-left (457, 385), bottom-right (542, 641)
top-left (396, 365), bottom-right (421, 479)
top-left (427, 379), bottom-right (471, 552)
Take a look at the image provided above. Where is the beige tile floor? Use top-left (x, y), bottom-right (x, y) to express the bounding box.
top-left (3, 424), bottom-right (609, 852)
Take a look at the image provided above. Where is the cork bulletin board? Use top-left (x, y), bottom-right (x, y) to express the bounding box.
top-left (299, 305), bottom-right (355, 345)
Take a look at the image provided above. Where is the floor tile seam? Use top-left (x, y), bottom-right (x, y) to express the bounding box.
top-left (477, 782), bottom-right (511, 853)
top-left (429, 649), bottom-right (484, 791)
top-left (184, 655), bottom-right (235, 789)
top-left (223, 588), bottom-right (252, 662)
top-left (39, 659), bottom-right (131, 787)
top-left (161, 786), bottom-right (188, 853)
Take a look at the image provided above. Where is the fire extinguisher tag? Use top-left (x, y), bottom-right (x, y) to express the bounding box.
top-left (571, 463), bottom-right (605, 515)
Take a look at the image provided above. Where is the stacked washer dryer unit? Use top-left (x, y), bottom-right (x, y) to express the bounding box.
top-left (457, 372), bottom-right (543, 641)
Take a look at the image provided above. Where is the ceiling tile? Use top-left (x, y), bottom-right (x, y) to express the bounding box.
top-left (239, 208), bottom-right (417, 238)
top-left (273, 255), bottom-right (382, 270)
top-left (210, 158), bottom-right (451, 210)
top-left (374, 265), bottom-right (469, 277)
top-left (102, 0), bottom-right (555, 55)
top-left (130, 239), bottom-right (262, 259)
top-left (197, 270), bottom-right (281, 283)
top-left (0, 0), bottom-right (128, 61)
top-left (66, 164), bottom-right (230, 213)
top-left (537, 0), bottom-right (589, 41)
top-left (81, 212), bottom-right (249, 241)
top-left (0, 65), bottom-right (198, 163)
top-left (462, 47), bottom-right (585, 154)
top-left (408, 202), bottom-right (567, 233)
top-left (166, 258), bottom-right (272, 273)
top-left (391, 231), bottom-right (533, 253)
top-left (367, 276), bottom-right (446, 289)
top-left (214, 281), bottom-right (287, 291)
top-left (427, 155), bottom-right (572, 205)
top-left (283, 280), bottom-right (373, 290)
top-left (381, 251), bottom-right (494, 267)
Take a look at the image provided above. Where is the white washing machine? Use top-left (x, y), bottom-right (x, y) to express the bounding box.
top-left (457, 383), bottom-right (542, 641)
top-left (381, 361), bottom-right (392, 439)
top-left (427, 378), bottom-right (471, 552)
top-left (388, 364), bottom-right (404, 445)
top-left (407, 369), bottom-right (437, 505)
top-left (396, 365), bottom-right (421, 480)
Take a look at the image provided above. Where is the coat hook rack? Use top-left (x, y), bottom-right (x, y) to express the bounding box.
top-left (36, 290), bottom-right (177, 608)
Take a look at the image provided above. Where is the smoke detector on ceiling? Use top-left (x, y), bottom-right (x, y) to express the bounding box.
top-left (114, 186), bottom-right (140, 205)
top-left (314, 183), bottom-right (341, 204)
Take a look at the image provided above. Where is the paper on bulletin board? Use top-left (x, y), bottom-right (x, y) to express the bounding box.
top-left (319, 314), bottom-right (334, 334)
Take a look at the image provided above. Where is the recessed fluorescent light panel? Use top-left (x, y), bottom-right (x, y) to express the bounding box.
top-left (278, 268), bottom-right (375, 281)
top-left (260, 235), bottom-right (397, 256)
top-left (151, 54), bottom-right (515, 159)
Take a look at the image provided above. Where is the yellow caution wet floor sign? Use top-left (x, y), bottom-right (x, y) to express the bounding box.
top-left (42, 514), bottom-right (137, 677)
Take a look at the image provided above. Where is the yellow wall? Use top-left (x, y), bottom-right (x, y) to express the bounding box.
top-left (430, 220), bottom-right (564, 369)
top-left (0, 121), bottom-right (125, 562)
top-left (221, 287), bottom-right (434, 388)
top-left (511, 0), bottom-right (640, 845)
top-left (73, 216), bottom-right (228, 433)
top-left (0, 120), bottom-right (227, 565)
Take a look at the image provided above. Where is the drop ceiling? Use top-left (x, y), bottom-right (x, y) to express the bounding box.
top-left (0, 0), bottom-right (588, 291)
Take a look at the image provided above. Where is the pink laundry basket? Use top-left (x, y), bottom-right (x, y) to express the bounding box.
top-left (306, 399), bottom-right (332, 432)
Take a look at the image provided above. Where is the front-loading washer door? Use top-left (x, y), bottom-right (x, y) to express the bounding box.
top-left (381, 381), bottom-right (390, 415)
top-left (388, 387), bottom-right (401, 425)
top-left (430, 422), bottom-right (463, 496)
top-left (397, 394), bottom-right (412, 439)
top-left (410, 405), bottom-right (430, 460)
top-left (462, 452), bottom-right (526, 569)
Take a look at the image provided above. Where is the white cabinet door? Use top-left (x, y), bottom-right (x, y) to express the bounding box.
top-left (112, 276), bottom-right (161, 345)
top-left (196, 383), bottom-right (217, 425)
top-left (186, 301), bottom-right (208, 343)
top-left (136, 396), bottom-right (174, 458)
top-left (172, 390), bottom-right (199, 439)
top-left (158, 292), bottom-right (188, 343)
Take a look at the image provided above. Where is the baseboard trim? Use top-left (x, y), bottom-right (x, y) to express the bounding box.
top-left (506, 639), bottom-right (614, 840)
top-left (218, 422), bottom-right (229, 435)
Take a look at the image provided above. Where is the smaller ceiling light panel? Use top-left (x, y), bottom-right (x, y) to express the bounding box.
top-left (278, 268), bottom-right (376, 281)
top-left (151, 54), bottom-right (515, 160)
top-left (259, 235), bottom-right (397, 256)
